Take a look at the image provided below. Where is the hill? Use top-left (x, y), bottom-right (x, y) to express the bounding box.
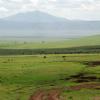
top-left (0, 11), bottom-right (100, 38)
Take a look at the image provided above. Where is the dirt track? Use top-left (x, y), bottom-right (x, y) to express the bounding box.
top-left (29, 90), bottom-right (45, 100)
top-left (29, 83), bottom-right (100, 100)
top-left (29, 89), bottom-right (61, 100)
top-left (94, 96), bottom-right (100, 100)
top-left (48, 89), bottom-right (61, 100)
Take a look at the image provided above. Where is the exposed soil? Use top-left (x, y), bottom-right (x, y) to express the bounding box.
top-left (29, 83), bottom-right (100, 100)
top-left (29, 89), bottom-right (61, 100)
top-left (84, 61), bottom-right (100, 67)
top-left (94, 96), bottom-right (100, 100)
top-left (48, 89), bottom-right (61, 100)
top-left (29, 90), bottom-right (45, 100)
top-left (70, 73), bottom-right (100, 83)
top-left (68, 83), bottom-right (100, 90)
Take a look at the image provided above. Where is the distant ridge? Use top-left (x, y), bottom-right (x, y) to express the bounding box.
top-left (3, 11), bottom-right (68, 23)
top-left (0, 11), bottom-right (100, 38)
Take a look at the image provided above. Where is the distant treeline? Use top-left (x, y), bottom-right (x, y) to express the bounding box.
top-left (0, 45), bottom-right (100, 55)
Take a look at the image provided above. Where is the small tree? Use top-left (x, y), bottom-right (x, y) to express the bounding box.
top-left (62, 56), bottom-right (66, 61)
top-left (43, 56), bottom-right (47, 59)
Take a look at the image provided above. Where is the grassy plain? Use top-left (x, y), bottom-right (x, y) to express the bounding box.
top-left (0, 35), bottom-right (100, 49)
top-left (0, 54), bottom-right (100, 100)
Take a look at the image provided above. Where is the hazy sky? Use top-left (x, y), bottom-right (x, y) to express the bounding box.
top-left (0, 0), bottom-right (100, 20)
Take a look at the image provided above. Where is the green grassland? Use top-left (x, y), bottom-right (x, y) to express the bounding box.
top-left (0, 35), bottom-right (100, 100)
top-left (0, 35), bottom-right (100, 49)
top-left (0, 54), bottom-right (100, 100)
top-left (0, 35), bottom-right (100, 55)
top-left (0, 45), bottom-right (100, 55)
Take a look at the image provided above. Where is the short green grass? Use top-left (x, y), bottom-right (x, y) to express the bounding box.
top-left (62, 89), bottom-right (100, 100)
top-left (0, 54), bottom-right (100, 100)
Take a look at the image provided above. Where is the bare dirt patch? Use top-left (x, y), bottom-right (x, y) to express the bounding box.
top-left (48, 89), bottom-right (61, 100)
top-left (84, 61), bottom-right (100, 67)
top-left (29, 90), bottom-right (45, 100)
top-left (70, 73), bottom-right (100, 83)
top-left (94, 96), bottom-right (100, 100)
top-left (68, 83), bottom-right (100, 90)
top-left (29, 83), bottom-right (100, 100)
top-left (29, 89), bottom-right (61, 100)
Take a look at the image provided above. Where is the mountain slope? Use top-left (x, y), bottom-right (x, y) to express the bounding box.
top-left (5, 11), bottom-right (67, 23)
top-left (0, 11), bottom-right (100, 37)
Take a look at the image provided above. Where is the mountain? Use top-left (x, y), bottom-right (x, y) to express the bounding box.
top-left (0, 11), bottom-right (100, 38)
top-left (5, 11), bottom-right (67, 23)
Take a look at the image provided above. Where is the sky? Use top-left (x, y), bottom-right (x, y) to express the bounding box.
top-left (0, 0), bottom-right (100, 20)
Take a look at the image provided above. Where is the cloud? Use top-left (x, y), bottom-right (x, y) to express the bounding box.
top-left (0, 0), bottom-right (100, 20)
top-left (0, 7), bottom-right (8, 12)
